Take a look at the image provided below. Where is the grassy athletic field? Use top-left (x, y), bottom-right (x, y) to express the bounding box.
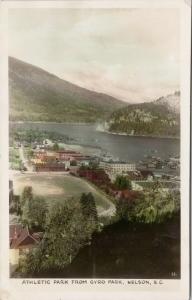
top-left (12, 173), bottom-right (114, 215)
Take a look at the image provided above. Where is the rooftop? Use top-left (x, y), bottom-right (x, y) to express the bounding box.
top-left (10, 224), bottom-right (43, 249)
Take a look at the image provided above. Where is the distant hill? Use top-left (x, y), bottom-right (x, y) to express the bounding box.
top-left (155, 91), bottom-right (180, 114)
top-left (107, 92), bottom-right (180, 137)
top-left (9, 57), bottom-right (126, 123)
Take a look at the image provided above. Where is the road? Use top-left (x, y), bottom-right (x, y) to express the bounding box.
top-left (18, 145), bottom-right (33, 172)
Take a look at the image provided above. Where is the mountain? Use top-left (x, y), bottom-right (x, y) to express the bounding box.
top-left (155, 91), bottom-right (180, 114)
top-left (107, 92), bottom-right (180, 137)
top-left (9, 57), bottom-right (126, 123)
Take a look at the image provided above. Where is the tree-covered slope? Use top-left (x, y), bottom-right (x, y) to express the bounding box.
top-left (108, 92), bottom-right (180, 137)
top-left (9, 57), bottom-right (126, 122)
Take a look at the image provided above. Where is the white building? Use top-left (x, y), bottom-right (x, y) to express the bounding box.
top-left (100, 161), bottom-right (136, 181)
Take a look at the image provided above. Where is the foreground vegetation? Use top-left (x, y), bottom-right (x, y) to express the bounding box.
top-left (15, 187), bottom-right (98, 275)
top-left (9, 147), bottom-right (22, 170)
top-left (11, 178), bottom-right (180, 276)
top-left (116, 187), bottom-right (180, 224)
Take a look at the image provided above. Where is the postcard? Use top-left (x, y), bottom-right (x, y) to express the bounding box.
top-left (0, 1), bottom-right (191, 300)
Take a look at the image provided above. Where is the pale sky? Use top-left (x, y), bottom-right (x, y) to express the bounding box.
top-left (8, 8), bottom-right (180, 103)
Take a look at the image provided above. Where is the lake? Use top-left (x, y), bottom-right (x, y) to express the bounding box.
top-left (10, 122), bottom-right (180, 162)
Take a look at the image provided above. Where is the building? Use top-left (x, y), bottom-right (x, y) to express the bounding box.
top-left (33, 150), bottom-right (91, 163)
top-left (56, 150), bottom-right (83, 161)
top-left (33, 161), bottom-right (70, 172)
top-left (10, 224), bottom-right (43, 266)
top-left (77, 158), bottom-right (90, 167)
top-left (100, 161), bottom-right (136, 181)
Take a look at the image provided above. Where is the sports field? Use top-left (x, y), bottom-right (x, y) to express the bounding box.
top-left (12, 173), bottom-right (115, 216)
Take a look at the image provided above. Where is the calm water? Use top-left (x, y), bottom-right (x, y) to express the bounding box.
top-left (10, 122), bottom-right (180, 162)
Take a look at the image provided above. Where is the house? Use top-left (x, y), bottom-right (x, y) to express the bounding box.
top-left (10, 224), bottom-right (43, 266)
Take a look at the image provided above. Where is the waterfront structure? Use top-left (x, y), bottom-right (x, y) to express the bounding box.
top-left (100, 161), bottom-right (136, 181)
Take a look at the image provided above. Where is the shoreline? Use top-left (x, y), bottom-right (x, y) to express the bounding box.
top-left (97, 128), bottom-right (180, 140)
top-left (10, 121), bottom-right (180, 140)
top-left (9, 121), bottom-right (94, 126)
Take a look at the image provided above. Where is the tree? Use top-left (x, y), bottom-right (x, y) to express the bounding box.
top-left (116, 198), bottom-right (130, 220)
top-left (52, 143), bottom-right (59, 151)
top-left (27, 149), bottom-right (34, 159)
top-left (20, 186), bottom-right (48, 230)
top-left (70, 160), bottom-right (77, 166)
top-left (115, 186), bottom-right (180, 224)
top-left (114, 175), bottom-right (132, 190)
top-left (132, 189), bottom-right (179, 224)
top-left (9, 195), bottom-right (22, 216)
top-left (21, 186), bottom-right (33, 226)
top-left (116, 192), bottom-right (141, 221)
top-left (20, 186), bottom-right (33, 226)
top-left (80, 193), bottom-right (98, 224)
top-left (21, 201), bottom-right (97, 275)
top-left (21, 186), bottom-right (33, 206)
top-left (27, 197), bottom-right (48, 231)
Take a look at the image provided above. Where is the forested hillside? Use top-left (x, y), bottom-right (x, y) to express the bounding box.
top-left (108, 92), bottom-right (180, 137)
top-left (9, 57), bottom-right (125, 123)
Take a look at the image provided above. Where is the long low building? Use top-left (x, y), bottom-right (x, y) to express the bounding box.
top-left (33, 150), bottom-right (91, 164)
top-left (100, 161), bottom-right (136, 181)
top-left (33, 161), bottom-right (70, 172)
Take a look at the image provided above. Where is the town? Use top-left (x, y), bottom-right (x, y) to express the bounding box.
top-left (9, 133), bottom-right (180, 276)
